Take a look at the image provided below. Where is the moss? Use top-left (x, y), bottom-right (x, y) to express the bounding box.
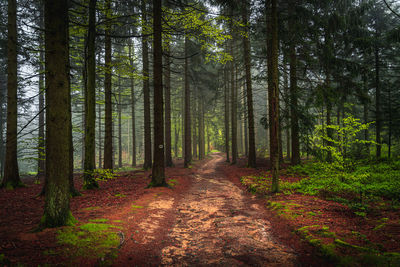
top-left (167, 179), bottom-right (178, 187)
top-left (89, 218), bottom-right (109, 223)
top-left (0, 254), bottom-right (11, 265)
top-left (114, 193), bottom-right (126, 198)
top-left (132, 205), bottom-right (144, 211)
top-left (334, 239), bottom-right (377, 253)
top-left (65, 211), bottom-right (78, 226)
top-left (56, 221), bottom-right (121, 262)
top-left (82, 206), bottom-right (101, 211)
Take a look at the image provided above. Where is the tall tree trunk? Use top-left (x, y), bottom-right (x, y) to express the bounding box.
top-left (164, 41), bottom-right (173, 167)
top-left (388, 86), bottom-right (392, 158)
top-left (242, 4), bottom-right (256, 166)
top-left (184, 36), bottom-right (192, 168)
top-left (103, 0), bottom-right (113, 169)
top-left (150, 0), bottom-right (166, 187)
top-left (174, 115), bottom-right (179, 158)
top-left (242, 84), bottom-right (248, 157)
top-left (224, 67), bottom-right (230, 162)
top-left (41, 0), bottom-right (74, 227)
top-left (118, 75), bottom-right (122, 168)
top-left (283, 57), bottom-right (291, 161)
top-left (37, 3), bottom-right (45, 179)
top-left (230, 38), bottom-right (238, 165)
top-left (192, 87), bottom-right (197, 159)
top-left (2, 0), bottom-right (21, 189)
top-left (98, 101), bottom-right (102, 167)
top-left (83, 0), bottom-right (98, 189)
top-left (0, 89), bottom-right (4, 179)
top-left (129, 40), bottom-right (136, 167)
top-left (142, 0), bottom-right (152, 170)
top-left (266, 0), bottom-right (279, 193)
top-left (67, 20), bottom-right (80, 197)
top-left (375, 42), bottom-right (381, 158)
top-left (289, 3), bottom-right (300, 165)
top-left (198, 96), bottom-right (205, 159)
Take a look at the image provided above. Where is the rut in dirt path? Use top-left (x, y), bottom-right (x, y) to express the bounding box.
top-left (160, 154), bottom-right (298, 266)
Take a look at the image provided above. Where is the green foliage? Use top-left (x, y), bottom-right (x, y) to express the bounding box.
top-left (312, 115), bottom-right (375, 171)
top-left (283, 160), bottom-right (400, 215)
top-left (92, 169), bottom-right (116, 181)
top-left (167, 179), bottom-right (178, 187)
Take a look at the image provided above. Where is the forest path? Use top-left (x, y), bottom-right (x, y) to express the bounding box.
top-left (113, 153), bottom-right (298, 266)
top-left (160, 154), bottom-right (298, 266)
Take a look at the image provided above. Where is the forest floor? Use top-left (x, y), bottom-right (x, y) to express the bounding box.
top-left (1, 153), bottom-right (398, 266)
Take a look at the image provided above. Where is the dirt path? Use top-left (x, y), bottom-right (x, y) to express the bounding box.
top-left (116, 154), bottom-right (298, 266)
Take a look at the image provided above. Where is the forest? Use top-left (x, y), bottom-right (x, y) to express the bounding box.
top-left (0, 0), bottom-right (400, 266)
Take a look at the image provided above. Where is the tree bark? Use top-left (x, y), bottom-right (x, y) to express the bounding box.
top-left (375, 41), bottom-right (381, 158)
top-left (83, 0), bottom-right (98, 189)
top-left (198, 95), bottom-right (205, 159)
top-left (103, 0), bottom-right (113, 169)
top-left (230, 37), bottom-right (238, 165)
top-left (150, 0), bottom-right (166, 187)
top-left (118, 75), bottom-right (122, 168)
top-left (266, 0), bottom-right (279, 193)
top-left (192, 87), bottom-right (197, 159)
top-left (224, 67), bottom-right (230, 162)
top-left (283, 60), bottom-right (291, 161)
top-left (184, 36), bottom-right (192, 168)
top-left (129, 40), bottom-right (136, 167)
top-left (164, 40), bottom-right (173, 167)
top-left (2, 0), bottom-right (21, 189)
top-left (142, 0), bottom-right (152, 170)
top-left (98, 100), bottom-right (102, 167)
top-left (241, 2), bottom-right (256, 166)
top-left (289, 3), bottom-right (300, 165)
top-left (41, 0), bottom-right (74, 227)
top-left (37, 2), bottom-right (45, 179)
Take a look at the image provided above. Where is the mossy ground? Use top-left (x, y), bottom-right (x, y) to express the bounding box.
top-left (55, 218), bottom-right (122, 264)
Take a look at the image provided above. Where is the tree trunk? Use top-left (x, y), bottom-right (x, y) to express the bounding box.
top-left (150, 0), bottom-right (166, 187)
top-left (230, 38), bottom-right (238, 165)
top-left (41, 0), bottom-right (74, 227)
top-left (0, 89), bottom-right (4, 179)
top-left (83, 0), bottom-right (98, 189)
top-left (388, 86), bottom-right (392, 158)
top-left (283, 57), bottom-right (291, 161)
top-left (224, 67), bottom-right (230, 162)
top-left (192, 87), bottom-right (197, 160)
top-left (164, 40), bottom-right (173, 167)
top-left (129, 40), bottom-right (136, 167)
top-left (66, 20), bottom-right (80, 197)
top-left (241, 4), bottom-right (256, 166)
top-left (98, 100), bottom-right (102, 168)
top-left (266, 0), bottom-right (279, 193)
top-left (2, 0), bottom-right (21, 189)
top-left (103, 0), bottom-right (113, 169)
top-left (184, 36), bottom-right (192, 168)
top-left (117, 75), bottom-right (122, 168)
top-left (362, 70), bottom-right (369, 156)
top-left (289, 3), bottom-right (300, 165)
top-left (37, 3), bottom-right (45, 179)
top-left (375, 42), bottom-right (381, 158)
top-left (142, 0), bottom-right (152, 170)
top-left (198, 96), bottom-right (205, 159)
top-left (242, 84), bottom-right (248, 157)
